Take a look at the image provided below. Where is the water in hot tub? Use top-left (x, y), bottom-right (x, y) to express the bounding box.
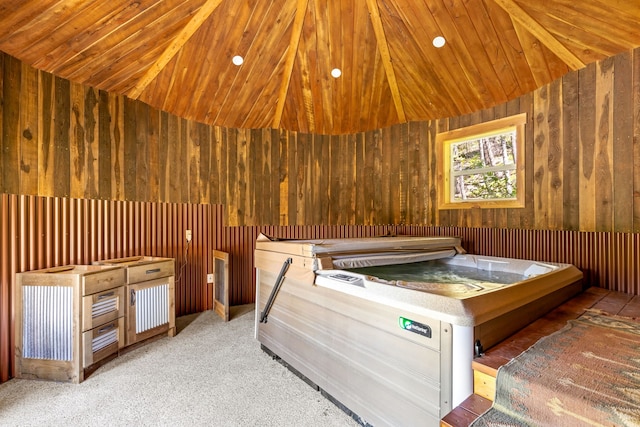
top-left (346, 259), bottom-right (527, 286)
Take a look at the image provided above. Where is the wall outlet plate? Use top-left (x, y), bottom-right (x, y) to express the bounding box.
top-left (207, 273), bottom-right (214, 284)
top-left (185, 229), bottom-right (192, 242)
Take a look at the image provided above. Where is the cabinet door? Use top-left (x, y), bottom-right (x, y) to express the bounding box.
top-left (126, 276), bottom-right (175, 345)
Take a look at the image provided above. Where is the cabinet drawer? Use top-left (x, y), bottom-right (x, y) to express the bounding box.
top-left (82, 317), bottom-right (124, 368)
top-left (82, 287), bottom-right (125, 332)
top-left (82, 268), bottom-right (126, 296)
top-left (127, 260), bottom-right (174, 283)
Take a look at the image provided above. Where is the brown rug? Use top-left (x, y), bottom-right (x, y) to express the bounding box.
top-left (471, 311), bottom-right (640, 426)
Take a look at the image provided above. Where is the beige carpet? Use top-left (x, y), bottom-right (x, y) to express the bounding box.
top-left (0, 305), bottom-right (359, 427)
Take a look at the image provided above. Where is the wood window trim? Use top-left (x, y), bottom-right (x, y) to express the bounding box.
top-left (436, 113), bottom-right (527, 210)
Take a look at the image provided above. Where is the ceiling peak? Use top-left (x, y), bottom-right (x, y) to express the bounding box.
top-left (127, 0), bottom-right (224, 100)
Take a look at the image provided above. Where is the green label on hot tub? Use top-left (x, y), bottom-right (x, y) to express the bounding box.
top-left (399, 317), bottom-right (432, 338)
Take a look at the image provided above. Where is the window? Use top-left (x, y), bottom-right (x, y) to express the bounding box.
top-left (437, 113), bottom-right (526, 209)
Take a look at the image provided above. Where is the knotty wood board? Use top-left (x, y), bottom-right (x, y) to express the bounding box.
top-left (595, 57), bottom-right (614, 232)
top-left (98, 90), bottom-right (112, 199)
top-left (579, 63), bottom-right (597, 231)
top-left (53, 76), bottom-right (70, 197)
top-left (612, 51), bottom-right (634, 233)
top-left (122, 97), bottom-right (136, 201)
top-left (533, 85), bottom-right (551, 229)
top-left (562, 71), bottom-right (580, 231)
top-left (37, 73), bottom-right (55, 196)
top-left (3, 55), bottom-right (20, 194)
top-left (19, 62), bottom-right (38, 196)
top-left (634, 52), bottom-right (640, 233)
top-left (70, 83), bottom-right (85, 199)
top-left (147, 106), bottom-right (160, 203)
top-left (547, 79), bottom-right (563, 230)
top-left (109, 92), bottom-right (124, 200)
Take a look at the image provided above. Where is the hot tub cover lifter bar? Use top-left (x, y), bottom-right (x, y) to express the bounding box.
top-left (259, 257), bottom-right (293, 323)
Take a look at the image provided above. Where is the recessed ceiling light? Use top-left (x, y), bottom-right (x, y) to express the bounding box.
top-left (331, 68), bottom-right (342, 78)
top-left (432, 36), bottom-right (446, 48)
top-left (232, 55), bottom-right (244, 66)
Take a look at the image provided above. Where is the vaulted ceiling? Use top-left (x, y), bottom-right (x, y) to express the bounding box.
top-left (1, 0), bottom-right (639, 135)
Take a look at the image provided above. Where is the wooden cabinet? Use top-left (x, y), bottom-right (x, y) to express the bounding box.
top-left (16, 257), bottom-right (175, 383)
top-left (93, 256), bottom-right (175, 346)
top-left (15, 265), bottom-right (126, 383)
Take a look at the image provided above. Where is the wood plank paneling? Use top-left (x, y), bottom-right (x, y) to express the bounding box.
top-left (578, 62), bottom-right (597, 231)
top-left (2, 54), bottom-right (19, 195)
top-left (595, 57), bottom-right (614, 232)
top-left (98, 90), bottom-right (112, 198)
top-left (84, 87), bottom-right (99, 199)
top-left (295, 132), bottom-right (307, 224)
top-left (237, 128), bottom-right (248, 224)
top-left (123, 97), bottom-right (137, 201)
top-left (70, 82), bottom-right (86, 199)
top-left (634, 51), bottom-right (640, 233)
top-left (3, 49), bottom-right (640, 231)
top-left (547, 79), bottom-right (563, 230)
top-left (286, 129), bottom-right (296, 224)
top-left (407, 121), bottom-right (423, 224)
top-left (562, 71), bottom-right (580, 230)
top-left (328, 135), bottom-right (339, 223)
top-left (19, 62), bottom-right (38, 195)
top-left (165, 113), bottom-right (180, 203)
top-left (135, 101), bottom-right (150, 202)
top-left (613, 51), bottom-right (634, 233)
top-left (53, 76), bottom-right (70, 197)
top-left (147, 106), bottom-right (160, 203)
top-left (533, 85), bottom-right (550, 229)
top-left (109, 92), bottom-right (124, 200)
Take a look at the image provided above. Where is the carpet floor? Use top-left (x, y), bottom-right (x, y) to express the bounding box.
top-left (0, 305), bottom-right (360, 427)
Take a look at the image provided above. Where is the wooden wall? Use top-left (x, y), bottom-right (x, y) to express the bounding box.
top-left (439, 52), bottom-right (640, 233)
top-left (2, 49), bottom-right (640, 230)
top-left (0, 46), bottom-right (437, 227)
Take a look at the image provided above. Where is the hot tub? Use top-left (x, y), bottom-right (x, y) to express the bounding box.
top-left (254, 235), bottom-right (582, 426)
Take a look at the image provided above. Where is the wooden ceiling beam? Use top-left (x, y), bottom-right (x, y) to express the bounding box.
top-left (492, 0), bottom-right (585, 70)
top-left (127, 0), bottom-right (223, 99)
top-left (272, 0), bottom-right (309, 129)
top-left (365, 0), bottom-right (406, 122)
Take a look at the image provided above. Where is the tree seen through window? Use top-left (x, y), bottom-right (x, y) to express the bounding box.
top-left (450, 130), bottom-right (517, 201)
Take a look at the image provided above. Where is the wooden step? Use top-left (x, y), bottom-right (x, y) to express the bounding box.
top-left (472, 369), bottom-right (496, 402)
top-left (440, 394), bottom-right (492, 427)
top-left (441, 287), bottom-right (614, 427)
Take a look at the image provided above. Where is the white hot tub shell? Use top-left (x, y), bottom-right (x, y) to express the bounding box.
top-left (254, 235), bottom-right (583, 426)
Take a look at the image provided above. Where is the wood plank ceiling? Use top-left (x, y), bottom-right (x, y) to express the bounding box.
top-left (1, 0), bottom-right (639, 135)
